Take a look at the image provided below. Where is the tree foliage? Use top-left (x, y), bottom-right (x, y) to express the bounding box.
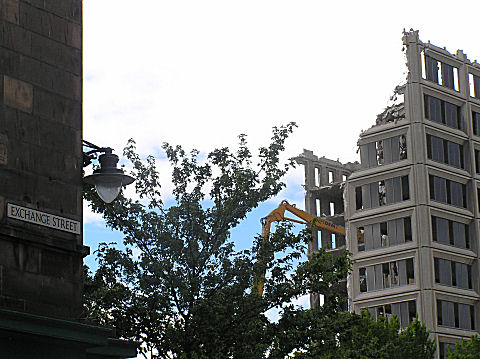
top-left (447, 335), bottom-right (480, 359)
top-left (83, 123), bottom-right (435, 359)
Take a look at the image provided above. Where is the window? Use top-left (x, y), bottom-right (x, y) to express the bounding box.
top-left (472, 111), bottom-right (480, 136)
top-left (475, 149), bottom-right (480, 174)
top-left (434, 258), bottom-right (472, 290)
top-left (359, 216), bottom-right (412, 252)
top-left (328, 171), bottom-right (334, 183)
top-left (437, 300), bottom-right (475, 330)
top-left (429, 175), bottom-right (466, 208)
top-left (432, 216), bottom-right (470, 249)
top-left (356, 175), bottom-right (410, 210)
top-left (359, 258), bottom-right (414, 292)
top-left (469, 73), bottom-right (480, 99)
top-left (357, 227), bottom-right (365, 252)
top-left (424, 95), bottom-right (461, 130)
top-left (368, 300), bottom-right (416, 328)
top-left (426, 134), bottom-right (464, 169)
top-left (423, 54), bottom-right (459, 91)
top-left (360, 135), bottom-right (408, 169)
top-left (359, 267), bottom-right (367, 293)
top-left (439, 342), bottom-right (454, 359)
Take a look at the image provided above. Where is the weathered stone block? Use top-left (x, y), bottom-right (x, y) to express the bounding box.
top-left (30, 32), bottom-right (81, 74)
top-left (3, 76), bottom-right (32, 113)
top-left (33, 88), bottom-right (81, 125)
top-left (1, 20), bottom-right (31, 55)
top-left (0, 0), bottom-right (19, 24)
top-left (0, 196), bottom-right (4, 219)
top-left (66, 21), bottom-right (81, 49)
top-left (0, 133), bottom-right (7, 164)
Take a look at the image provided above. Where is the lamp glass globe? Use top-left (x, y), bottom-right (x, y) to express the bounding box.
top-left (95, 181), bottom-right (122, 203)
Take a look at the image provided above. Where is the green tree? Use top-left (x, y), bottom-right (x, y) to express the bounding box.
top-left (447, 335), bottom-right (480, 359)
top-left (83, 123), bottom-right (435, 359)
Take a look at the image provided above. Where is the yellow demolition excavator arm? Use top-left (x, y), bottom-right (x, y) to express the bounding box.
top-left (256, 200), bottom-right (354, 295)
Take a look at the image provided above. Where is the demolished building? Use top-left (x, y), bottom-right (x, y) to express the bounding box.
top-left (298, 30), bottom-right (480, 358)
top-left (295, 150), bottom-right (360, 308)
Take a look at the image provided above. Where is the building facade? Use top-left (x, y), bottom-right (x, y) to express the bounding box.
top-left (0, 1), bottom-right (136, 357)
top-left (344, 30), bottom-right (480, 358)
top-left (295, 149), bottom-right (359, 307)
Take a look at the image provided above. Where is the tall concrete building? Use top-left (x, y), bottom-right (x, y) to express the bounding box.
top-left (0, 1), bottom-right (136, 357)
top-left (298, 30), bottom-right (480, 358)
top-left (343, 30), bottom-right (480, 358)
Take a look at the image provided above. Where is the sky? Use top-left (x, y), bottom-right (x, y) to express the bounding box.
top-left (81, 0), bottom-right (480, 322)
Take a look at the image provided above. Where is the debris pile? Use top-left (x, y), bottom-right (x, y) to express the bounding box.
top-left (375, 84), bottom-right (406, 126)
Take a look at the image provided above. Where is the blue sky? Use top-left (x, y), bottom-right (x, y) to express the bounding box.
top-left (82, 1), bottom-right (480, 327)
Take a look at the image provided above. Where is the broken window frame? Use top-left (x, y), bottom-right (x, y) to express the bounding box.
top-left (469, 73), bottom-right (480, 99)
top-left (368, 300), bottom-right (416, 329)
top-left (361, 258), bottom-right (414, 292)
top-left (422, 52), bottom-right (460, 91)
top-left (360, 135), bottom-right (408, 169)
top-left (356, 175), bottom-right (410, 211)
top-left (357, 217), bottom-right (412, 252)
top-left (359, 267), bottom-right (367, 293)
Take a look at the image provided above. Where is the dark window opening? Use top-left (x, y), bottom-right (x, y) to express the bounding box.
top-left (442, 63), bottom-right (455, 89)
top-left (467, 265), bottom-right (472, 289)
top-left (478, 188), bottom-right (480, 212)
top-left (408, 301), bottom-right (416, 323)
top-left (380, 222), bottom-right (388, 247)
top-left (425, 55), bottom-right (439, 83)
top-left (359, 267), bottom-right (367, 293)
top-left (454, 303), bottom-right (459, 328)
top-left (406, 258), bottom-right (415, 284)
top-left (424, 95), bottom-right (462, 130)
top-left (356, 187), bottom-right (363, 210)
top-left (437, 299), bottom-right (443, 326)
top-left (429, 175), bottom-right (466, 208)
top-left (400, 135), bottom-right (407, 160)
top-left (470, 73), bottom-right (480, 99)
top-left (427, 134), bottom-right (464, 168)
top-left (476, 150), bottom-right (480, 174)
top-left (358, 227), bottom-right (365, 252)
top-left (432, 216), bottom-right (470, 249)
top-left (451, 261), bottom-right (457, 287)
top-left (404, 217), bottom-right (412, 242)
top-left (401, 175), bottom-right (409, 200)
top-left (471, 306), bottom-right (476, 330)
top-left (379, 180), bottom-right (386, 206)
top-left (473, 111), bottom-right (480, 136)
top-left (376, 140), bottom-right (384, 165)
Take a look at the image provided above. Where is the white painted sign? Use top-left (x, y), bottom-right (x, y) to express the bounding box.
top-left (7, 203), bottom-right (81, 235)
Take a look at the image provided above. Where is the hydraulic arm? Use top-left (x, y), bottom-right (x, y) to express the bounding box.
top-left (256, 200), bottom-right (356, 295)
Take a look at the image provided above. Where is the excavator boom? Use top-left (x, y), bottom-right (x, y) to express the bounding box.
top-left (256, 200), bottom-right (359, 295)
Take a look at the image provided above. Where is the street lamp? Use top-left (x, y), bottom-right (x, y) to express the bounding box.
top-left (83, 140), bottom-right (135, 203)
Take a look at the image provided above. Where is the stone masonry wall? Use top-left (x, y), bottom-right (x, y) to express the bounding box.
top-left (0, 0), bottom-right (84, 319)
